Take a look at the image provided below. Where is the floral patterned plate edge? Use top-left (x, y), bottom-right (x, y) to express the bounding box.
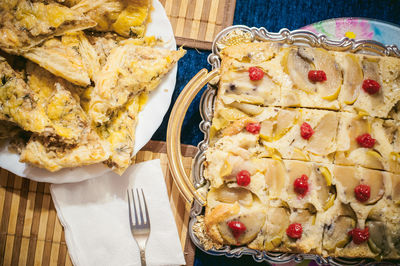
top-left (301, 17), bottom-right (400, 47)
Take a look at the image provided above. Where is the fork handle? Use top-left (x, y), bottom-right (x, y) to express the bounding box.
top-left (140, 249), bottom-right (146, 266)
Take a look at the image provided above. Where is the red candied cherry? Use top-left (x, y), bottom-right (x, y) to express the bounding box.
top-left (356, 133), bottom-right (376, 148)
top-left (293, 174), bottom-right (309, 198)
top-left (300, 122), bottom-right (314, 140)
top-left (248, 66), bottom-right (264, 81)
top-left (308, 70), bottom-right (327, 82)
top-left (246, 122), bottom-right (261, 134)
top-left (236, 170), bottom-right (251, 186)
top-left (348, 227), bottom-right (369, 244)
top-left (227, 220), bottom-right (247, 239)
top-left (362, 79), bottom-right (380, 95)
top-left (286, 223), bottom-right (303, 239)
top-left (354, 184), bottom-right (371, 202)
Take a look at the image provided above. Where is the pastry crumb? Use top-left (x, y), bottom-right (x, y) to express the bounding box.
top-left (193, 215), bottom-right (223, 250)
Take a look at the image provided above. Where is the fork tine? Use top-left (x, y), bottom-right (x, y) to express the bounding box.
top-left (141, 189), bottom-right (150, 225)
top-left (132, 188), bottom-right (139, 225)
top-left (136, 188), bottom-right (144, 225)
top-left (127, 190), bottom-right (133, 228)
top-left (127, 188), bottom-right (150, 266)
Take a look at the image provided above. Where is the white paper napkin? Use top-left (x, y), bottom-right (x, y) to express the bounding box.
top-left (50, 159), bottom-right (186, 266)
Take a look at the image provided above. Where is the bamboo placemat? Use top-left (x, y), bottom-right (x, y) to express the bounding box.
top-left (0, 140), bottom-right (197, 266)
top-left (160, 0), bottom-right (236, 50)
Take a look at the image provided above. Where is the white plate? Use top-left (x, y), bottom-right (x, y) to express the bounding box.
top-left (0, 0), bottom-right (177, 183)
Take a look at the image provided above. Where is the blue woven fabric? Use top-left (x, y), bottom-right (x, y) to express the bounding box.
top-left (150, 0), bottom-right (400, 265)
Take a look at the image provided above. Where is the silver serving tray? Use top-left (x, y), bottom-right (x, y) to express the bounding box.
top-left (189, 25), bottom-right (400, 265)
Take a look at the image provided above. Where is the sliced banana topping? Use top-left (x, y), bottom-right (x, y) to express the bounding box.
top-left (323, 216), bottom-right (355, 252)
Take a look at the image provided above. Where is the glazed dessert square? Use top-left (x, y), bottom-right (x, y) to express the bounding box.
top-left (204, 131), bottom-right (265, 191)
top-left (328, 165), bottom-right (400, 258)
top-left (219, 43), bottom-right (282, 107)
top-left (335, 52), bottom-right (400, 118)
top-left (279, 46), bottom-right (341, 110)
top-left (259, 108), bottom-right (339, 164)
top-left (335, 112), bottom-right (400, 173)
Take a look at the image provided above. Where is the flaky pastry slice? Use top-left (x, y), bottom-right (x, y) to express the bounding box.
top-left (72, 0), bottom-right (151, 37)
top-left (20, 128), bottom-right (109, 172)
top-left (19, 63), bottom-right (109, 171)
top-left (25, 62), bottom-right (89, 144)
top-left (88, 44), bottom-right (185, 124)
top-left (23, 32), bottom-right (160, 86)
top-left (0, 0), bottom-right (96, 54)
top-left (0, 56), bottom-right (53, 134)
top-left (23, 32), bottom-right (99, 86)
top-left (99, 94), bottom-right (143, 175)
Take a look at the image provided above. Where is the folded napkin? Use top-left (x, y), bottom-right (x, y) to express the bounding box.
top-left (51, 159), bottom-right (186, 266)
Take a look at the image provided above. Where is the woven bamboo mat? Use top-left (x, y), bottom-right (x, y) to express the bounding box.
top-left (160, 0), bottom-right (236, 50)
top-left (0, 140), bottom-right (198, 266)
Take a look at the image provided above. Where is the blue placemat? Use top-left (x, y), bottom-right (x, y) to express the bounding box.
top-left (151, 0), bottom-right (400, 265)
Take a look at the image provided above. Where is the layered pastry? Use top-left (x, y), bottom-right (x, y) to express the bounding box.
top-left (0, 0), bottom-right (185, 174)
top-left (0, 0), bottom-right (96, 54)
top-left (199, 41), bottom-right (400, 259)
top-left (71, 0), bottom-right (151, 38)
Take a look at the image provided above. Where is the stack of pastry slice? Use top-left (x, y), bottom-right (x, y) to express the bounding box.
top-left (200, 42), bottom-right (400, 259)
top-left (0, 0), bottom-right (185, 174)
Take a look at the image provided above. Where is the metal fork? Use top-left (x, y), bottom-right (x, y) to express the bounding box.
top-left (127, 189), bottom-right (150, 266)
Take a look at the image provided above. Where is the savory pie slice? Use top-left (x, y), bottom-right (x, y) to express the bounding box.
top-left (88, 44), bottom-right (185, 125)
top-left (0, 56), bottom-right (53, 134)
top-left (72, 0), bottom-right (151, 37)
top-left (88, 35), bottom-right (159, 69)
top-left (0, 0), bottom-right (96, 54)
top-left (100, 94), bottom-right (141, 175)
top-left (62, 0), bottom-right (83, 6)
top-left (22, 32), bottom-right (98, 86)
top-left (23, 32), bottom-right (160, 87)
top-left (18, 63), bottom-right (109, 171)
top-left (20, 128), bottom-right (109, 171)
top-left (86, 33), bottom-right (121, 67)
top-left (25, 62), bottom-right (89, 144)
